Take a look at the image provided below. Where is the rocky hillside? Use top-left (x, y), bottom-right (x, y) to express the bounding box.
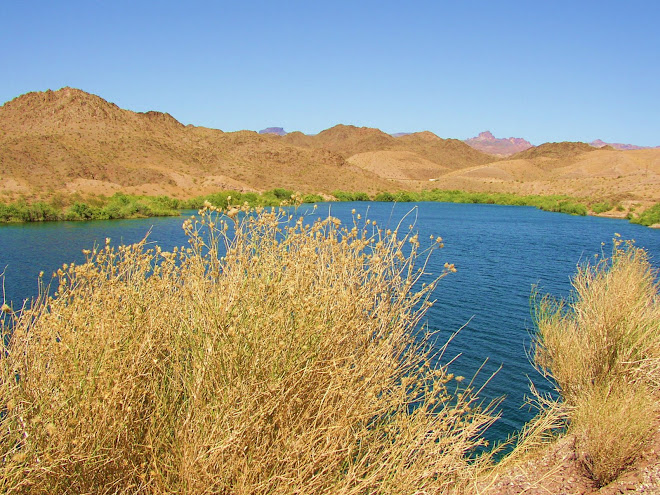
top-left (1, 88), bottom-right (658, 206)
top-left (0, 88), bottom-right (392, 198)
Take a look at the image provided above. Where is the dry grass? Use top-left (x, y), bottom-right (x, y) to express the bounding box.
top-left (533, 237), bottom-right (660, 486)
top-left (572, 383), bottom-right (655, 485)
top-left (0, 202), bottom-right (499, 494)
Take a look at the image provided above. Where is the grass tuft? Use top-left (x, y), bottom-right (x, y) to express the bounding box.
top-left (533, 237), bottom-right (660, 486)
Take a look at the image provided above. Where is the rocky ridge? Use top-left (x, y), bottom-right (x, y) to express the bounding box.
top-left (464, 131), bottom-right (533, 156)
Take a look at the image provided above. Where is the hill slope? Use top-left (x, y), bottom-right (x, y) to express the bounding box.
top-left (0, 88), bottom-right (393, 198)
top-left (1, 88), bottom-right (658, 206)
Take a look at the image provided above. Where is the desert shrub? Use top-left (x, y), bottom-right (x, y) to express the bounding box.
top-left (374, 191), bottom-right (396, 202)
top-left (572, 383), bottom-right (655, 486)
top-left (181, 195), bottom-right (206, 209)
top-left (0, 201), bottom-right (30, 222)
top-left (141, 196), bottom-right (180, 217)
top-left (554, 200), bottom-right (587, 216)
top-left (533, 238), bottom-right (660, 485)
top-left (259, 189), bottom-right (293, 206)
top-left (150, 195), bottom-right (181, 211)
top-left (394, 191), bottom-right (416, 202)
top-left (352, 191), bottom-right (371, 201)
top-left (240, 192), bottom-right (259, 204)
top-left (64, 202), bottom-right (96, 221)
top-left (0, 204), bottom-right (497, 494)
top-left (591, 201), bottom-right (613, 214)
top-left (25, 202), bottom-right (59, 221)
top-left (270, 187), bottom-right (294, 200)
top-left (331, 190), bottom-right (354, 201)
top-left (204, 190), bottom-right (242, 208)
top-left (631, 203), bottom-right (660, 226)
top-left (301, 193), bottom-right (324, 203)
top-left (0, 203), bottom-right (11, 222)
top-left (546, 200), bottom-right (586, 216)
top-left (331, 191), bottom-right (370, 202)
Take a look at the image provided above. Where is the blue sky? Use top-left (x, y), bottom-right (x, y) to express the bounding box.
top-left (2, 0), bottom-right (659, 145)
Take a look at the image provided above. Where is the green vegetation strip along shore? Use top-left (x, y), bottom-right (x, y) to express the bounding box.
top-left (1, 189), bottom-right (658, 226)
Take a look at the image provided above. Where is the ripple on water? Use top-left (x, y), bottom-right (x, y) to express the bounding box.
top-left (1, 203), bottom-right (659, 444)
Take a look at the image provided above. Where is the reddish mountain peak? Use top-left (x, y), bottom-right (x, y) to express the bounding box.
top-left (464, 131), bottom-right (532, 156)
top-left (476, 131), bottom-right (495, 140)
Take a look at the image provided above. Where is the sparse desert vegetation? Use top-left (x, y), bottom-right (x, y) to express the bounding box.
top-left (1, 203), bottom-right (499, 494)
top-left (1, 89), bottom-right (659, 211)
top-left (533, 237), bottom-right (660, 487)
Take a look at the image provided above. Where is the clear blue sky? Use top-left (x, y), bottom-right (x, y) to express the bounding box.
top-left (2, 0), bottom-right (659, 145)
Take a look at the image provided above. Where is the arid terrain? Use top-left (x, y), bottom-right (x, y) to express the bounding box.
top-left (1, 87), bottom-right (659, 210)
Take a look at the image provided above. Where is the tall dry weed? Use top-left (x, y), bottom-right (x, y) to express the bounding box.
top-left (1, 203), bottom-right (498, 494)
top-left (533, 236), bottom-right (660, 486)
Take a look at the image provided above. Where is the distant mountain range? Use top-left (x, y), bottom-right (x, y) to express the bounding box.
top-left (259, 127), bottom-right (657, 155)
top-left (589, 139), bottom-right (658, 151)
top-left (461, 132), bottom-right (659, 155)
top-left (258, 127), bottom-right (287, 136)
top-left (1, 88), bottom-right (658, 205)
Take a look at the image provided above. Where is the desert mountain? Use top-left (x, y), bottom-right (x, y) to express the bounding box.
top-left (510, 141), bottom-right (599, 160)
top-left (259, 127), bottom-right (287, 136)
top-left (281, 125), bottom-right (496, 171)
top-left (440, 145), bottom-right (660, 203)
top-left (0, 88), bottom-right (394, 197)
top-left (283, 124), bottom-right (396, 157)
top-left (464, 131), bottom-right (533, 156)
top-left (1, 87), bottom-right (658, 206)
top-left (590, 139), bottom-right (658, 151)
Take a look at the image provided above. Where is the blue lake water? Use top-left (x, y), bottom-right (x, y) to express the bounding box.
top-left (1, 202), bottom-right (659, 444)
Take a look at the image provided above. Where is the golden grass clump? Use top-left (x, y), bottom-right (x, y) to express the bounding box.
top-left (0, 203), bottom-right (497, 494)
top-left (533, 236), bottom-right (660, 486)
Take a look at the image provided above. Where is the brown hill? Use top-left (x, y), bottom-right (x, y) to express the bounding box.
top-left (436, 147), bottom-right (660, 204)
top-left (282, 124), bottom-right (395, 157)
top-left (347, 150), bottom-right (451, 181)
top-left (281, 126), bottom-right (497, 170)
top-left (0, 88), bottom-right (393, 198)
top-left (510, 141), bottom-right (598, 160)
top-left (1, 87), bottom-right (658, 207)
top-left (395, 131), bottom-right (495, 169)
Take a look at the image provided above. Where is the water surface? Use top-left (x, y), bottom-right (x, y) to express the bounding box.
top-left (2, 203), bottom-right (658, 443)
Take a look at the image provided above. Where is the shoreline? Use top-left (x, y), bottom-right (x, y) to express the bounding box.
top-left (1, 189), bottom-right (658, 228)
